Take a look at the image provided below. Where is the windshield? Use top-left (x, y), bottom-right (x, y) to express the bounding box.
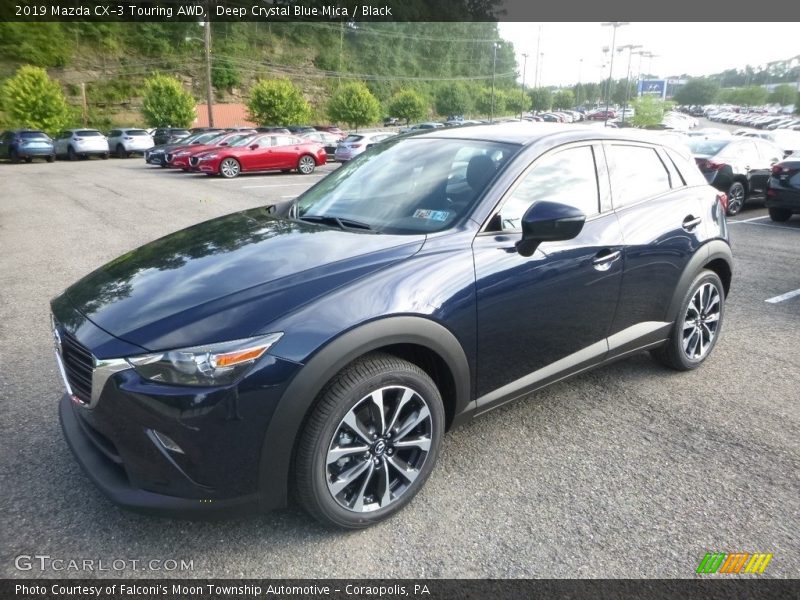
top-left (194, 132), bottom-right (223, 144)
top-left (687, 139), bottom-right (730, 156)
top-left (296, 137), bottom-right (518, 234)
top-left (343, 135), bottom-right (363, 143)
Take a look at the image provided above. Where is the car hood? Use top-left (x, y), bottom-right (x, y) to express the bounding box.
top-left (62, 207), bottom-right (425, 352)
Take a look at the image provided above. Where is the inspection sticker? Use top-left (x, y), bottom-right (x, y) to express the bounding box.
top-left (413, 209), bottom-right (449, 221)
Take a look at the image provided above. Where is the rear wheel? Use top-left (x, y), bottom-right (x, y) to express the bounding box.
top-left (67, 146), bottom-right (77, 161)
top-left (25, 157), bottom-right (33, 163)
top-left (219, 157), bottom-right (241, 178)
top-left (295, 353), bottom-right (444, 529)
top-left (726, 181), bottom-right (746, 216)
top-left (651, 270), bottom-right (725, 371)
top-left (10, 149), bottom-right (20, 163)
top-left (298, 155), bottom-right (316, 174)
top-left (101, 153), bottom-right (109, 160)
top-left (47, 154), bottom-right (55, 163)
top-left (116, 144), bottom-right (127, 159)
top-left (768, 207), bottom-right (792, 222)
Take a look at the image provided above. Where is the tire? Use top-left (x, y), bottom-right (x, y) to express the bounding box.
top-left (726, 181), bottom-right (746, 216)
top-left (25, 157), bottom-right (33, 163)
top-left (10, 149), bottom-right (20, 164)
top-left (101, 153), bottom-right (109, 160)
top-left (46, 154), bottom-right (55, 163)
top-left (67, 146), bottom-right (77, 161)
top-left (295, 352), bottom-right (444, 529)
top-left (219, 157), bottom-right (241, 178)
top-left (116, 144), bottom-right (127, 159)
top-left (651, 270), bottom-right (725, 371)
top-left (768, 207), bottom-right (792, 222)
top-left (297, 154), bottom-right (316, 174)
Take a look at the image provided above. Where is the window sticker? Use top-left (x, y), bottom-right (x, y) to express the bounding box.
top-left (413, 209), bottom-right (450, 221)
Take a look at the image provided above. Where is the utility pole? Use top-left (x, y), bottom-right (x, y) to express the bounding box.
top-left (520, 53), bottom-right (529, 120)
top-left (490, 42), bottom-right (500, 123)
top-left (80, 82), bottom-right (88, 127)
top-left (533, 25), bottom-right (542, 91)
top-left (601, 22), bottom-right (629, 126)
top-left (203, 17), bottom-right (214, 127)
top-left (577, 58), bottom-right (583, 106)
top-left (619, 44), bottom-right (642, 125)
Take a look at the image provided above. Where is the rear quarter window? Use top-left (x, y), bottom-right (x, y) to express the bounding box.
top-left (606, 144), bottom-right (672, 208)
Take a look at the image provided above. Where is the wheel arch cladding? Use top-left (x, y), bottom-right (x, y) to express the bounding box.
top-left (665, 239), bottom-right (732, 324)
top-left (256, 316), bottom-right (472, 511)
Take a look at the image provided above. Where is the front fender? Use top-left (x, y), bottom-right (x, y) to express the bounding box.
top-left (256, 316), bottom-right (472, 511)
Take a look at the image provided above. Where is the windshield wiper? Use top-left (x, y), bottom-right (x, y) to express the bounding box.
top-left (298, 215), bottom-right (375, 232)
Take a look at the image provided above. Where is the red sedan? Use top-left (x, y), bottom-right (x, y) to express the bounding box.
top-left (190, 134), bottom-right (327, 178)
top-left (168, 131), bottom-right (255, 170)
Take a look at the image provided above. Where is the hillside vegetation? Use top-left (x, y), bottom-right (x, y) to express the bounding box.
top-left (0, 21), bottom-right (520, 128)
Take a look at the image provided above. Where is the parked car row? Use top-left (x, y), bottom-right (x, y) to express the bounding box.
top-left (0, 127), bottom-right (157, 162)
top-left (145, 128), bottom-right (328, 178)
top-left (708, 110), bottom-right (800, 131)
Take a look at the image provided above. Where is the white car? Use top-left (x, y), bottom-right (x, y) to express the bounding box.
top-left (107, 128), bottom-right (154, 158)
top-left (54, 129), bottom-right (109, 160)
top-left (334, 131), bottom-right (396, 162)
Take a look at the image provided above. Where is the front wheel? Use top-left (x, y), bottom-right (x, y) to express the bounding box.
top-left (297, 155), bottom-right (316, 174)
top-left (219, 157), bottom-right (241, 178)
top-left (116, 145), bottom-right (127, 159)
top-left (768, 207), bottom-right (792, 222)
top-left (101, 153), bottom-right (109, 160)
top-left (10, 149), bottom-right (20, 163)
top-left (726, 181), bottom-right (746, 216)
top-left (651, 270), bottom-right (725, 371)
top-left (46, 154), bottom-right (55, 163)
top-left (295, 353), bottom-right (444, 529)
top-left (67, 146), bottom-right (77, 161)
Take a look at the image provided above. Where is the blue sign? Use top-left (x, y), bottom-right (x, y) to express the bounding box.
top-left (638, 79), bottom-right (666, 99)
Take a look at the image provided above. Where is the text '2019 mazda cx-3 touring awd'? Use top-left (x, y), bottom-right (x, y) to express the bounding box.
top-left (52, 123), bottom-right (732, 528)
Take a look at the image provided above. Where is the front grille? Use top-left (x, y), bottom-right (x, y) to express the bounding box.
top-left (61, 331), bottom-right (94, 403)
top-left (189, 156), bottom-right (199, 167)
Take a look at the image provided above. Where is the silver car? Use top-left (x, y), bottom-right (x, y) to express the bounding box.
top-left (107, 128), bottom-right (154, 158)
top-left (334, 131), bottom-right (396, 162)
top-left (54, 129), bottom-right (109, 160)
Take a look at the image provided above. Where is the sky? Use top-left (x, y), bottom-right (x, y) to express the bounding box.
top-left (497, 23), bottom-right (800, 87)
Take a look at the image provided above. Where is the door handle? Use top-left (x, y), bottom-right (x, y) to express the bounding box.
top-left (682, 216), bottom-right (702, 231)
top-left (592, 249), bottom-right (621, 271)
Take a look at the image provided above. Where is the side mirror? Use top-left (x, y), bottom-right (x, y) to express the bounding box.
top-left (250, 144), bottom-right (259, 150)
top-left (220, 142), bottom-right (229, 146)
top-left (516, 201), bottom-right (586, 257)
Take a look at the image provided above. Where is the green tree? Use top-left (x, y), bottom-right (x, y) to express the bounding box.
top-left (434, 84), bottom-right (472, 117)
top-left (387, 90), bottom-right (427, 125)
top-left (529, 88), bottom-right (552, 112)
top-left (475, 88), bottom-right (506, 119)
top-left (796, 91), bottom-right (800, 115)
top-left (140, 74), bottom-right (196, 128)
top-left (0, 65), bottom-right (70, 134)
top-left (612, 79), bottom-right (637, 106)
top-left (552, 89), bottom-right (575, 110)
top-left (211, 58), bottom-right (241, 91)
top-left (248, 78), bottom-right (311, 126)
top-left (731, 86), bottom-right (769, 107)
top-left (582, 82), bottom-right (601, 105)
top-left (631, 95), bottom-right (666, 127)
top-left (674, 78), bottom-right (719, 106)
top-left (327, 81), bottom-right (381, 129)
top-left (504, 89), bottom-right (526, 115)
top-left (769, 84), bottom-right (796, 106)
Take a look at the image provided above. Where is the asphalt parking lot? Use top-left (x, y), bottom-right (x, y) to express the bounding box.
top-left (1, 152), bottom-right (798, 579)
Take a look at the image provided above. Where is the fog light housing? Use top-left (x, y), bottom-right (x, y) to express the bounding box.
top-left (150, 430), bottom-right (185, 454)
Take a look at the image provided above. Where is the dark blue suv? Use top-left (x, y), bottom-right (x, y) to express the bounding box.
top-left (52, 124), bottom-right (732, 528)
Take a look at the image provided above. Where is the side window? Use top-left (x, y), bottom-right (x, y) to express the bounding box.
top-left (273, 136), bottom-right (294, 146)
top-left (659, 148), bottom-right (685, 188)
top-left (606, 144), bottom-right (672, 208)
top-left (498, 146), bottom-right (600, 231)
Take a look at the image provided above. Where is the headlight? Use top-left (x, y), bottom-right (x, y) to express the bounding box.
top-left (176, 151), bottom-right (190, 156)
top-left (201, 153), bottom-right (218, 160)
top-left (127, 333), bottom-right (282, 386)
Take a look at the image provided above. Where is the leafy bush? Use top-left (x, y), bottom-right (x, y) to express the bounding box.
top-left (247, 78), bottom-right (311, 125)
top-left (327, 82), bottom-right (381, 129)
top-left (435, 84), bottom-right (472, 117)
top-left (0, 65), bottom-right (70, 133)
top-left (631, 96), bottom-right (666, 127)
top-left (387, 90), bottom-right (427, 125)
top-left (140, 74), bottom-right (196, 128)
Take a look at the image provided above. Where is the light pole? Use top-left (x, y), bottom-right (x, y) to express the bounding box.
top-left (601, 22), bottom-right (629, 125)
top-left (186, 19), bottom-right (214, 127)
top-left (490, 42), bottom-right (500, 123)
top-left (520, 52), bottom-right (529, 120)
top-left (539, 52), bottom-right (544, 88)
top-left (619, 44), bottom-right (642, 125)
top-left (577, 58), bottom-right (583, 106)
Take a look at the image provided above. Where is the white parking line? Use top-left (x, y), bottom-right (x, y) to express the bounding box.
top-left (765, 288), bottom-right (800, 304)
top-left (241, 183), bottom-right (313, 189)
top-left (729, 221), bottom-right (799, 231)
top-left (729, 215), bottom-right (770, 223)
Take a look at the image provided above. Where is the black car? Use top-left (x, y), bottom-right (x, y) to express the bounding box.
top-left (53, 124), bottom-right (732, 529)
top-left (765, 158), bottom-right (800, 221)
top-left (152, 128), bottom-right (191, 146)
top-left (688, 137), bottom-right (785, 216)
top-left (145, 130), bottom-right (224, 166)
top-left (0, 129), bottom-right (55, 163)
top-left (287, 125), bottom-right (317, 135)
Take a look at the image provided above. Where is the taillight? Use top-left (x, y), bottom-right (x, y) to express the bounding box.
top-left (772, 165), bottom-right (784, 175)
top-left (716, 192), bottom-right (728, 213)
top-left (697, 159), bottom-right (725, 171)
top-left (74, 137), bottom-right (83, 142)
top-left (124, 136), bottom-right (133, 140)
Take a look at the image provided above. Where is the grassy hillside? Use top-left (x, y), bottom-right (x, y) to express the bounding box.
top-left (0, 22), bottom-right (520, 127)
